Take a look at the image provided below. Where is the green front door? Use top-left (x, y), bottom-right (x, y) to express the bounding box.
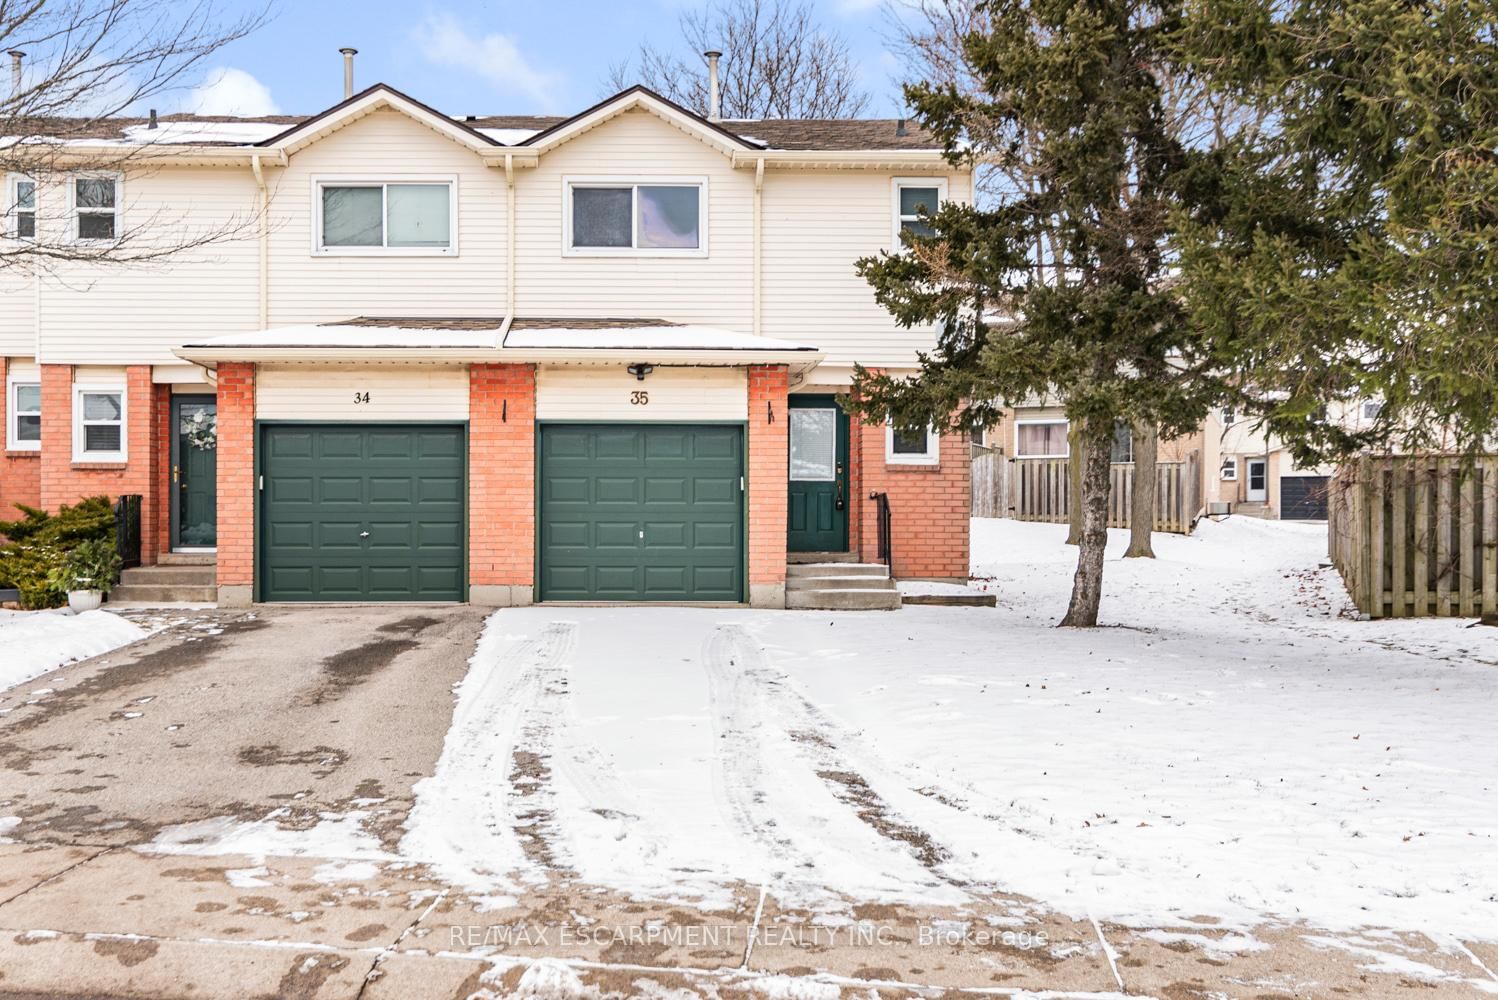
top-left (171, 395), bottom-right (217, 548)
top-left (260, 424), bottom-right (465, 602)
top-left (787, 395), bottom-right (849, 552)
top-left (538, 424), bottom-right (744, 601)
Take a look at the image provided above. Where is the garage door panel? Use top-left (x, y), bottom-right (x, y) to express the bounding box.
top-left (538, 424), bottom-right (742, 602)
top-left (262, 424), bottom-right (464, 602)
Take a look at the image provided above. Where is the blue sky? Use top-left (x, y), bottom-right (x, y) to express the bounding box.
top-left (176, 0), bottom-right (910, 119)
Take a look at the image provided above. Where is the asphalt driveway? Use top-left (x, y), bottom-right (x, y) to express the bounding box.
top-left (0, 606), bottom-right (487, 851)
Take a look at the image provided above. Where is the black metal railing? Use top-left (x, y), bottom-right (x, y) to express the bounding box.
top-left (870, 491), bottom-right (892, 569)
top-left (115, 494), bottom-right (142, 569)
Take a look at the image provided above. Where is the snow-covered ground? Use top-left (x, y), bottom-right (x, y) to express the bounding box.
top-left (402, 516), bottom-right (1498, 942)
top-left (0, 608), bottom-right (152, 693)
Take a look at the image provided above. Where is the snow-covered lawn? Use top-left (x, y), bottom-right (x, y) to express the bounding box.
top-left (404, 516), bottom-right (1498, 943)
top-left (0, 608), bottom-right (152, 693)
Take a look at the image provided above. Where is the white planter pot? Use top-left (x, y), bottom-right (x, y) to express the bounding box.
top-left (67, 590), bottom-right (103, 613)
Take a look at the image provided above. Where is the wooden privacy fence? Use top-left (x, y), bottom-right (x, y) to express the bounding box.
top-left (1328, 455), bottom-right (1498, 619)
top-left (971, 452), bottom-right (1201, 534)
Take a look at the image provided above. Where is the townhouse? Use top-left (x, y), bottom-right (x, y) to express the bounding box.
top-left (0, 75), bottom-right (973, 607)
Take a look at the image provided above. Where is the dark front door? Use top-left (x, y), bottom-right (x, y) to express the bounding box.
top-left (537, 424), bottom-right (745, 602)
top-left (260, 424), bottom-right (466, 602)
top-left (171, 395), bottom-right (217, 548)
top-left (786, 394), bottom-right (849, 552)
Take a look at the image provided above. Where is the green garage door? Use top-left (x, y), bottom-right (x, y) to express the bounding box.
top-left (539, 424), bottom-right (744, 602)
top-left (261, 424), bottom-right (465, 602)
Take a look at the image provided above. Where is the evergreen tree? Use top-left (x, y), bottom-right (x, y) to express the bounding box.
top-left (851, 0), bottom-right (1224, 626)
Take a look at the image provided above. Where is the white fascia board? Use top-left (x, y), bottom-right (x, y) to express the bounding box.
top-left (525, 92), bottom-right (748, 160)
top-left (267, 90), bottom-right (501, 159)
top-left (734, 149), bottom-right (956, 170)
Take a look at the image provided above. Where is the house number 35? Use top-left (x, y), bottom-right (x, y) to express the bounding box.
top-left (353, 391), bottom-right (371, 404)
top-left (630, 390), bottom-right (649, 405)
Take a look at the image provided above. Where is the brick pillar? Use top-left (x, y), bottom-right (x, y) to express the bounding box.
top-left (215, 362), bottom-right (255, 606)
top-left (469, 363), bottom-right (535, 607)
top-left (38, 364), bottom-right (72, 512)
top-left (153, 383), bottom-right (172, 558)
top-left (747, 364), bottom-right (789, 607)
top-left (0, 358), bottom-right (42, 524)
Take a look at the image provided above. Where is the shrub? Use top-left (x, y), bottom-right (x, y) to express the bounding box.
top-left (48, 537), bottom-right (123, 594)
top-left (0, 497), bottom-right (117, 609)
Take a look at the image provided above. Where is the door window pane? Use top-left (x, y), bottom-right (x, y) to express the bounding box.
top-left (1017, 421), bottom-right (1068, 456)
top-left (386, 184), bottom-right (451, 247)
top-left (572, 187), bottom-right (632, 247)
top-left (637, 185), bottom-right (699, 248)
top-left (789, 409), bottom-right (836, 481)
top-left (322, 186), bottom-right (383, 246)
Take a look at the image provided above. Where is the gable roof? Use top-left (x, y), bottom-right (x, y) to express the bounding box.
top-left (517, 85), bottom-right (763, 156)
top-left (254, 83), bottom-right (503, 156)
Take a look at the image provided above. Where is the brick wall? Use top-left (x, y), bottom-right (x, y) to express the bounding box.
top-left (38, 364), bottom-right (161, 564)
top-left (153, 384), bottom-right (172, 556)
top-left (469, 364), bottom-right (535, 603)
top-left (747, 365), bottom-right (789, 604)
top-left (215, 363), bottom-right (255, 592)
top-left (0, 358), bottom-right (41, 524)
top-left (853, 407), bottom-right (971, 581)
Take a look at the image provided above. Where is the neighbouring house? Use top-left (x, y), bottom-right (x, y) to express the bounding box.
top-left (0, 71), bottom-right (974, 607)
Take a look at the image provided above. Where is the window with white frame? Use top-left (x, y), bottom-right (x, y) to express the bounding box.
top-left (74, 175), bottom-right (119, 240)
top-left (8, 176), bottom-right (35, 239)
top-left (893, 177), bottom-right (947, 246)
top-left (886, 422), bottom-right (939, 465)
top-left (73, 385), bottom-right (125, 462)
top-left (1362, 400), bottom-right (1383, 420)
top-left (565, 178), bottom-right (704, 254)
top-left (1221, 457), bottom-right (1238, 481)
top-left (316, 180), bottom-right (455, 254)
top-left (7, 378), bottom-right (40, 450)
top-left (1221, 408), bottom-right (1236, 426)
top-left (1016, 419), bottom-right (1069, 458)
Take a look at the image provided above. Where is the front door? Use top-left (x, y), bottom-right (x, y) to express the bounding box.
top-left (1246, 459), bottom-right (1268, 502)
top-left (171, 395), bottom-right (217, 548)
top-left (787, 394), bottom-right (849, 552)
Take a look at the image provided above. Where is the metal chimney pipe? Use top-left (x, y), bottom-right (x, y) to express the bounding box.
top-left (8, 51), bottom-right (23, 98)
top-left (704, 50), bottom-right (722, 121)
top-left (339, 47), bottom-right (358, 100)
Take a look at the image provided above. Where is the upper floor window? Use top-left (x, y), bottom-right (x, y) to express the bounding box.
top-left (1221, 408), bottom-right (1236, 426)
top-left (7, 378), bottom-right (40, 450)
top-left (1016, 419), bottom-right (1068, 458)
top-left (74, 175), bottom-right (119, 241)
top-left (893, 177), bottom-right (947, 246)
top-left (1362, 400), bottom-right (1383, 420)
top-left (73, 384), bottom-right (126, 462)
top-left (886, 421), bottom-right (939, 465)
top-left (564, 178), bottom-right (705, 256)
top-left (315, 179), bottom-right (455, 255)
top-left (7, 176), bottom-right (35, 239)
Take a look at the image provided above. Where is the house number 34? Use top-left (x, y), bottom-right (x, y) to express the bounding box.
top-left (353, 391), bottom-right (371, 404)
top-left (630, 390), bottom-right (649, 405)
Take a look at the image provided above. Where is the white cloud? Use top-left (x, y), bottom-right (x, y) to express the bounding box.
top-left (187, 67), bottom-right (281, 116)
top-left (836, 0), bottom-right (884, 13)
top-left (414, 13), bottom-right (563, 111)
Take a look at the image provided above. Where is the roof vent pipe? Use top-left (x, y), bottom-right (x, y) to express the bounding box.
top-left (895, 118), bottom-right (907, 137)
top-left (8, 50), bottom-right (22, 99)
top-left (148, 108), bottom-right (158, 129)
top-left (704, 50), bottom-right (722, 121)
top-left (339, 47), bottom-right (358, 100)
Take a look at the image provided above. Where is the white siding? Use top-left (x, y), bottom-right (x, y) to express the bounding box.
top-left (535, 365), bottom-right (746, 421)
top-left (515, 110), bottom-right (752, 324)
top-left (266, 109), bottom-right (508, 325)
top-left (6, 358), bottom-right (38, 379)
top-left (0, 268), bottom-right (35, 356)
top-left (256, 364), bottom-right (469, 421)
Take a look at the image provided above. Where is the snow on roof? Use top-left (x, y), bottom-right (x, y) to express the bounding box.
top-left (503, 325), bottom-right (816, 352)
top-left (118, 121), bottom-right (290, 145)
top-left (183, 325), bottom-right (502, 350)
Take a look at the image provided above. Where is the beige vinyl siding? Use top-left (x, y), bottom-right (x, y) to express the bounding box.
top-left (37, 169), bottom-right (260, 364)
top-left (266, 109), bottom-right (507, 325)
top-left (514, 110), bottom-right (752, 324)
top-left (0, 268), bottom-right (35, 356)
top-left (6, 358), bottom-right (38, 380)
top-left (761, 170), bottom-right (971, 369)
top-left (535, 365), bottom-right (746, 421)
top-left (256, 364), bottom-right (469, 420)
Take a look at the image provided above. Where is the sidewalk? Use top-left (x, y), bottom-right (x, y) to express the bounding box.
top-left (2, 843), bottom-right (1494, 998)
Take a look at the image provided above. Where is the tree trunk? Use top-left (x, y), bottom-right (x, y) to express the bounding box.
top-left (1065, 421), bottom-right (1084, 545)
top-left (1125, 420), bottom-right (1157, 558)
top-left (1060, 423), bottom-right (1113, 627)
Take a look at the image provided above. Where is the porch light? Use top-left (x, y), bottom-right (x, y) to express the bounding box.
top-left (627, 363), bottom-right (654, 381)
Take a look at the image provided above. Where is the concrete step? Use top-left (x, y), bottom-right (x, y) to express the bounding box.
top-left (786, 562), bottom-right (889, 578)
top-left (121, 565), bottom-right (216, 586)
top-left (157, 551), bottom-right (217, 566)
top-left (109, 583), bottom-right (217, 604)
top-left (786, 575), bottom-right (897, 592)
top-left (786, 588), bottom-right (902, 611)
top-left (787, 551), bottom-right (861, 564)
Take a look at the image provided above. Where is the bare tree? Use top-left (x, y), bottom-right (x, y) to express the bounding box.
top-left (0, 0), bottom-right (268, 273)
top-left (606, 0), bottom-right (870, 119)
